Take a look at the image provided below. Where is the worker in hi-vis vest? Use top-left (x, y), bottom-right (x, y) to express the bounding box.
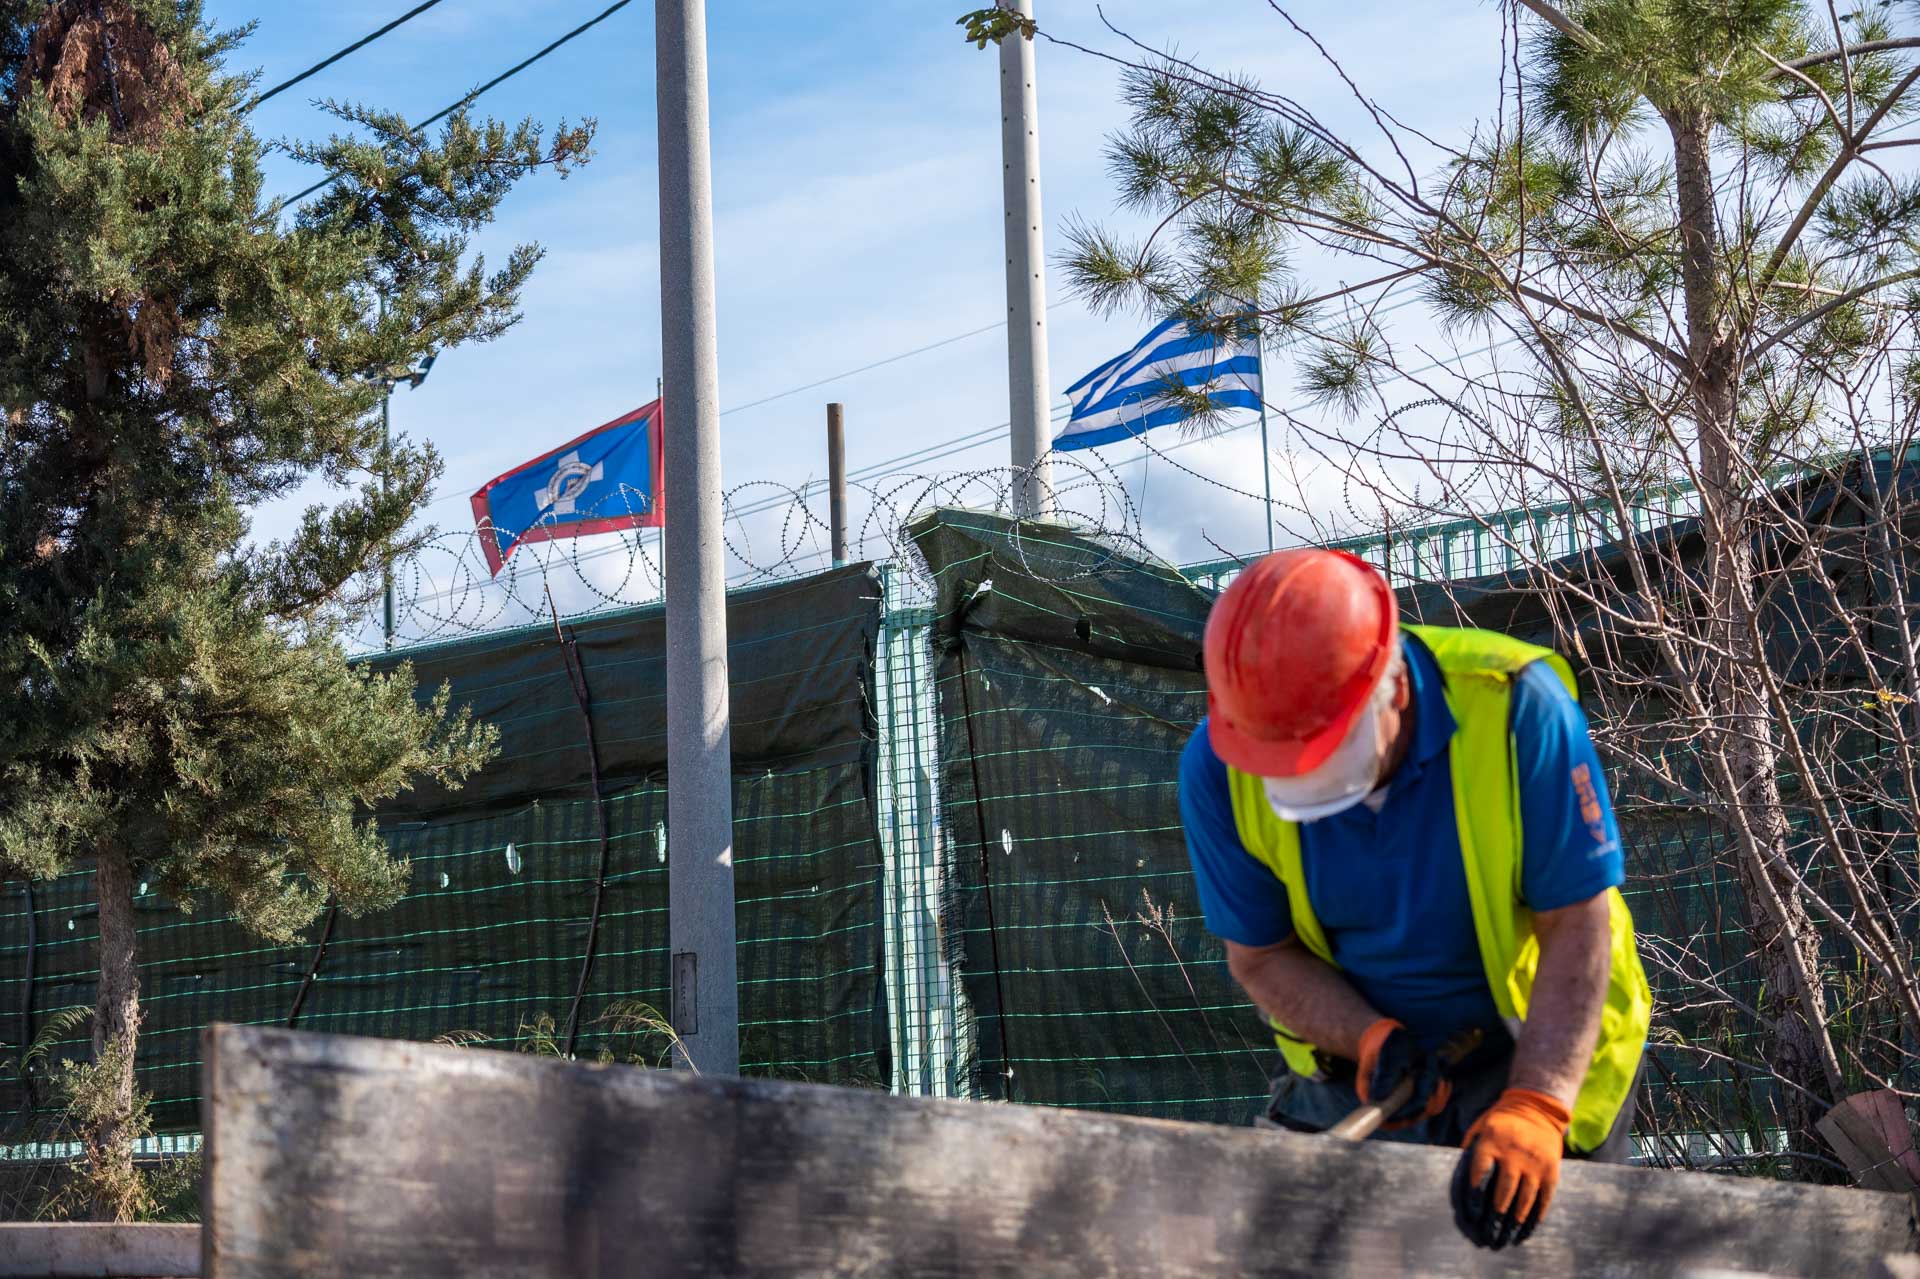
top-left (1180, 548), bottom-right (1651, 1251)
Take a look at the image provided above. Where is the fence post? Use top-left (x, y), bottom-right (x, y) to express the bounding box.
top-left (828, 403), bottom-right (848, 568)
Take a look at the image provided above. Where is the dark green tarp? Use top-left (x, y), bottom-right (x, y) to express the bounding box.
top-left (0, 566), bottom-right (888, 1132)
top-left (910, 510), bottom-right (1270, 1125)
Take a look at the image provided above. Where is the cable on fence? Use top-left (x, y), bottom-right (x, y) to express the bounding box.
top-left (357, 425), bottom-right (1636, 655)
top-left (551, 601), bottom-right (613, 1058)
top-left (359, 389), bottom-right (1667, 653)
top-left (284, 898), bottom-right (340, 1030)
top-left (953, 622), bottom-right (1017, 1102)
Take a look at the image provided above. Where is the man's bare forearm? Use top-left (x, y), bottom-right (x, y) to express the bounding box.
top-left (1509, 893), bottom-right (1612, 1106)
top-left (1225, 937), bottom-right (1379, 1060)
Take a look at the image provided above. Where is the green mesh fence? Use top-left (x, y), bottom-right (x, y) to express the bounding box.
top-left (4, 462), bottom-right (1913, 1171)
top-left (909, 509), bottom-right (1269, 1124)
top-left (0, 566), bottom-right (889, 1135)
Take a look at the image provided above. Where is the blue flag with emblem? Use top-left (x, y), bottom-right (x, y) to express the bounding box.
top-left (470, 398), bottom-right (664, 576)
top-left (1055, 309), bottom-right (1263, 451)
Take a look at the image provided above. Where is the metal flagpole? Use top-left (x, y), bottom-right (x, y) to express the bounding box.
top-left (377, 293), bottom-right (432, 646)
top-left (381, 388), bottom-right (395, 646)
top-left (998, 0), bottom-right (1053, 520)
top-left (656, 0), bottom-right (739, 1076)
top-left (655, 375), bottom-right (665, 592)
top-left (379, 293), bottom-right (394, 648)
top-left (1255, 325), bottom-right (1275, 554)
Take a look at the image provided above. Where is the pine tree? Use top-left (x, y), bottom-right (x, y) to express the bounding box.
top-left (0, 1), bottom-right (591, 1216)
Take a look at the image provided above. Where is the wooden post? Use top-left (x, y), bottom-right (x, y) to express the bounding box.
top-left (827, 403), bottom-right (848, 568)
top-left (202, 1024), bottom-right (1917, 1279)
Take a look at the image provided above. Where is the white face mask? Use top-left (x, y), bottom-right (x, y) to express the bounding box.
top-left (1261, 668), bottom-right (1394, 822)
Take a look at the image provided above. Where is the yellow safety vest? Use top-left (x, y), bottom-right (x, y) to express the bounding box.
top-left (1223, 624), bottom-right (1652, 1153)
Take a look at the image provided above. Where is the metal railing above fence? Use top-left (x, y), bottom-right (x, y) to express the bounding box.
top-left (1180, 487), bottom-right (1699, 593)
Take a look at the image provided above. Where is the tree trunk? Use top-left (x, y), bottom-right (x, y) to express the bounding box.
top-left (1701, 476), bottom-right (1845, 1172)
top-left (1668, 108), bottom-right (1844, 1171)
top-left (85, 844), bottom-right (143, 1222)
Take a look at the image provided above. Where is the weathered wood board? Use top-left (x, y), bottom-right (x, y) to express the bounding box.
top-left (202, 1024), bottom-right (1915, 1279)
top-left (1819, 1090), bottom-right (1920, 1194)
top-left (0, 1222), bottom-right (200, 1277)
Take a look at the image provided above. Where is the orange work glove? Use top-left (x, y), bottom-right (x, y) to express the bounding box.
top-left (1450, 1088), bottom-right (1571, 1251)
top-left (1354, 1018), bottom-right (1451, 1129)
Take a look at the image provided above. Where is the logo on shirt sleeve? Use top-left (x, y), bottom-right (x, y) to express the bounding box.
top-left (1571, 763), bottom-right (1616, 855)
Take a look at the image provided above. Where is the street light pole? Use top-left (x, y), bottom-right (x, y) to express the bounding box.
top-left (657, 0), bottom-right (739, 1076)
top-left (998, 0), bottom-right (1053, 520)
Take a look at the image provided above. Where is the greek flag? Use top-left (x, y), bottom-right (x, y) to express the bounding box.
top-left (1055, 311), bottom-right (1263, 451)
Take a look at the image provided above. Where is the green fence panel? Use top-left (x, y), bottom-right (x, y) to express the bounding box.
top-left (0, 567), bottom-right (889, 1132)
top-left (910, 509), bottom-right (1270, 1124)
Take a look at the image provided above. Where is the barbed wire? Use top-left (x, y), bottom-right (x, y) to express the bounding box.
top-left (359, 378), bottom-right (1762, 653)
top-left (357, 445), bottom-right (1174, 651)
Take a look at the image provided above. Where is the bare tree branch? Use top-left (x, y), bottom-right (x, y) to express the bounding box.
top-left (1781, 36), bottom-right (1920, 72)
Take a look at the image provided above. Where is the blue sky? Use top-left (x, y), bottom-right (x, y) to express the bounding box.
top-left (210, 1), bottom-right (1507, 629)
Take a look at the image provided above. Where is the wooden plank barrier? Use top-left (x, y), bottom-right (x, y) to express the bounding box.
top-left (202, 1025), bottom-right (1916, 1278)
top-left (0, 1223), bottom-right (199, 1277)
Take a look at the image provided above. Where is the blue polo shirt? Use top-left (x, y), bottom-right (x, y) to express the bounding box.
top-left (1178, 633), bottom-right (1624, 1045)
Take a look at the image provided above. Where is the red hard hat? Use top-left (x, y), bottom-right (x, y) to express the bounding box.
top-left (1203, 548), bottom-right (1398, 777)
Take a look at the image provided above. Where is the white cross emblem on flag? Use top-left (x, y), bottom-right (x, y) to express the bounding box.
top-left (538, 451), bottom-right (604, 517)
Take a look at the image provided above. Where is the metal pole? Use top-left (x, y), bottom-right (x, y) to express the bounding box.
top-left (657, 0), bottom-right (738, 1076)
top-left (998, 0), bottom-right (1053, 520)
top-left (381, 391), bottom-right (395, 647)
top-left (827, 403), bottom-right (848, 567)
top-left (1382, 510), bottom-right (1394, 587)
top-left (1254, 327), bottom-right (1275, 554)
top-left (655, 375), bottom-right (666, 596)
top-left (378, 291), bottom-right (396, 649)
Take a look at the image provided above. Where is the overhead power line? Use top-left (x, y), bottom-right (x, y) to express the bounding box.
top-left (285, 0), bottom-right (636, 205)
top-left (718, 301), bottom-right (1071, 419)
top-left (400, 277), bottom-right (1424, 521)
top-left (414, 303), bottom-right (1065, 514)
top-left (418, 284), bottom-right (1431, 540)
top-left (250, 0), bottom-right (450, 111)
top-left (419, 286), bottom-right (1411, 513)
top-left (822, 293), bottom-right (1435, 478)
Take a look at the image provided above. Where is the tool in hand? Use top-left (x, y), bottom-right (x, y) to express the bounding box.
top-left (1325, 1027), bottom-right (1486, 1143)
top-left (1326, 1075), bottom-right (1414, 1141)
